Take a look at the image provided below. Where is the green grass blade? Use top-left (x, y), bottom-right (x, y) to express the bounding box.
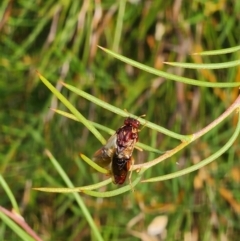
top-left (164, 59), bottom-right (240, 69)
top-left (0, 175), bottom-right (20, 213)
top-left (83, 169), bottom-right (145, 197)
top-left (37, 73), bottom-right (105, 144)
top-left (33, 179), bottom-right (112, 192)
top-left (112, 0), bottom-right (126, 52)
top-left (51, 108), bottom-right (114, 134)
top-left (0, 211), bottom-right (36, 241)
top-left (142, 111), bottom-right (240, 183)
top-left (39, 150), bottom-right (104, 241)
top-left (192, 45), bottom-right (240, 55)
top-left (62, 82), bottom-right (188, 141)
top-left (80, 154), bottom-right (109, 174)
top-left (53, 108), bottom-right (164, 154)
top-left (0, 139), bottom-right (23, 174)
top-left (98, 46), bottom-right (240, 88)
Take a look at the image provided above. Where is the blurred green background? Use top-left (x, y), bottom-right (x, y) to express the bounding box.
top-left (1, 0), bottom-right (240, 240)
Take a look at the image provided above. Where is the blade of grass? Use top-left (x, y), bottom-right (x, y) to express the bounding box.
top-left (51, 108), bottom-right (114, 134)
top-left (192, 45), bottom-right (240, 55)
top-left (33, 150), bottom-right (145, 198)
top-left (33, 178), bottom-right (112, 192)
top-left (164, 59), bottom-right (240, 69)
top-left (62, 82), bottom-right (189, 141)
top-left (0, 211), bottom-right (36, 241)
top-left (0, 139), bottom-right (23, 174)
top-left (0, 175), bottom-right (20, 213)
top-left (112, 0), bottom-right (126, 52)
top-left (80, 154), bottom-right (109, 174)
top-left (37, 72), bottom-right (105, 144)
top-left (39, 149), bottom-right (104, 241)
top-left (98, 46), bottom-right (240, 88)
top-left (133, 94), bottom-right (240, 170)
top-left (83, 168), bottom-right (145, 197)
top-left (52, 108), bottom-right (164, 154)
top-left (142, 110), bottom-right (240, 182)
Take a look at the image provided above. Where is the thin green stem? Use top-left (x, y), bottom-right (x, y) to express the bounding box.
top-left (37, 73), bottom-right (105, 144)
top-left (133, 94), bottom-right (240, 171)
top-left (0, 175), bottom-right (20, 213)
top-left (98, 46), bottom-right (240, 88)
top-left (33, 179), bottom-right (112, 192)
top-left (42, 150), bottom-right (104, 241)
top-left (80, 154), bottom-right (109, 174)
top-left (62, 82), bottom-right (188, 141)
top-left (112, 0), bottom-right (126, 52)
top-left (83, 169), bottom-right (145, 197)
top-left (143, 108), bottom-right (240, 182)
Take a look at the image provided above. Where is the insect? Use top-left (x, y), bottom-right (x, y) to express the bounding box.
top-left (93, 117), bottom-right (141, 185)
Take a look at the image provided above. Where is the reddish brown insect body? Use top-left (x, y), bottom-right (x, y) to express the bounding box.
top-left (93, 117), bottom-right (141, 185)
top-left (116, 117), bottom-right (140, 159)
top-left (111, 153), bottom-right (132, 184)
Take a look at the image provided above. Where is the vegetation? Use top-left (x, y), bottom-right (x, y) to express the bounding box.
top-left (1, 1), bottom-right (240, 240)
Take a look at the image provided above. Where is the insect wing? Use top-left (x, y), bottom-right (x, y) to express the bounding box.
top-left (93, 134), bottom-right (117, 168)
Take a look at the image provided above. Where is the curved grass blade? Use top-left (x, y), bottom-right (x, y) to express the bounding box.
top-left (33, 179), bottom-right (112, 192)
top-left (51, 108), bottom-right (114, 134)
top-left (0, 175), bottom-right (20, 214)
top-left (53, 109), bottom-right (164, 154)
top-left (37, 72), bottom-right (105, 145)
top-left (98, 46), bottom-right (240, 88)
top-left (62, 82), bottom-right (189, 141)
top-left (192, 45), bottom-right (240, 55)
top-left (164, 59), bottom-right (240, 69)
top-left (80, 154), bottom-right (109, 174)
top-left (34, 149), bottom-right (104, 241)
top-left (137, 142), bottom-right (164, 154)
top-left (0, 211), bottom-right (36, 241)
top-left (142, 110), bottom-right (240, 183)
top-left (83, 169), bottom-right (145, 197)
top-left (134, 94), bottom-right (240, 171)
top-left (34, 149), bottom-right (145, 197)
